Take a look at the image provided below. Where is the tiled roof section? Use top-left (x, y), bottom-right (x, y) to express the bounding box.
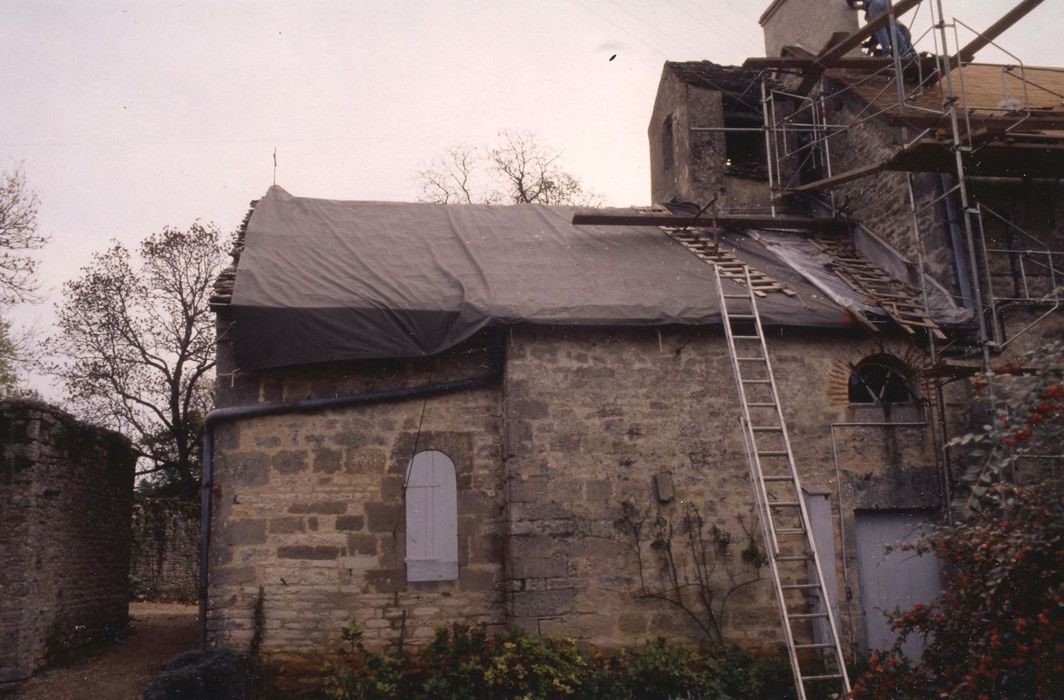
top-left (209, 199), bottom-right (257, 308)
top-left (666, 61), bottom-right (773, 103)
top-left (833, 63), bottom-right (1064, 136)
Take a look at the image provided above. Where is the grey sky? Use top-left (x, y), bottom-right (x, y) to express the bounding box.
top-left (1, 0), bottom-right (1059, 399)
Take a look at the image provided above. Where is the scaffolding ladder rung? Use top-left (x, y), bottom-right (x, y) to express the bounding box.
top-left (795, 643), bottom-right (837, 650)
top-left (781, 583), bottom-right (819, 591)
top-left (737, 356), bottom-right (765, 362)
top-left (762, 475), bottom-right (795, 482)
top-left (751, 425), bottom-right (782, 431)
top-left (802, 674), bottom-right (844, 682)
top-left (776, 553), bottom-right (812, 561)
top-left (788, 612), bottom-right (829, 620)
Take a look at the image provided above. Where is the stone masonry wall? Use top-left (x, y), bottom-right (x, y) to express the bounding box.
top-left (209, 320), bottom-right (945, 667)
top-left (503, 326), bottom-right (942, 653)
top-left (208, 331), bottom-right (506, 670)
top-left (0, 400), bottom-right (136, 685)
top-left (821, 91), bottom-right (959, 294)
top-left (130, 496), bottom-right (200, 602)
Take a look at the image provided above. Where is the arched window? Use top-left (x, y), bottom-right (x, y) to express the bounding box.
top-left (848, 354), bottom-right (917, 405)
top-left (405, 450), bottom-right (458, 582)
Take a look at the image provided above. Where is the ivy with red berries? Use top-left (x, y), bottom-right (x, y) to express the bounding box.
top-left (850, 482), bottom-right (1063, 699)
top-left (852, 339), bottom-right (1063, 699)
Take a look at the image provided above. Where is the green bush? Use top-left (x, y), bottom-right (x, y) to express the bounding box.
top-left (320, 625), bottom-right (794, 700)
top-left (851, 481), bottom-right (1064, 700)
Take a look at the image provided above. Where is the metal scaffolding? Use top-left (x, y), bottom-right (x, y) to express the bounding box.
top-left (690, 1), bottom-right (1062, 693)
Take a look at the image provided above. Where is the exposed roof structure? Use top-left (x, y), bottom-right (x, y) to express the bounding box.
top-left (664, 61), bottom-right (770, 103)
top-left (214, 187), bottom-right (965, 370)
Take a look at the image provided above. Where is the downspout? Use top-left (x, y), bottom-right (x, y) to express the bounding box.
top-left (197, 340), bottom-right (505, 648)
top-left (940, 174), bottom-right (974, 314)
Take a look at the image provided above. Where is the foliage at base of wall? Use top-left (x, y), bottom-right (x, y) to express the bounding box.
top-left (321, 625), bottom-right (794, 700)
top-left (851, 480), bottom-right (1064, 700)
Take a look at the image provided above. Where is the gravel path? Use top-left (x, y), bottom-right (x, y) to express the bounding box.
top-left (12, 602), bottom-right (198, 700)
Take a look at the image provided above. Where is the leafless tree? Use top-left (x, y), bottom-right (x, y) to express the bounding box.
top-left (417, 130), bottom-right (601, 206)
top-left (0, 166), bottom-right (48, 303)
top-left (49, 224), bottom-right (228, 498)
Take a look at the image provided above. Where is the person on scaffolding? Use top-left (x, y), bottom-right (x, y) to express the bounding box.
top-left (846, 0), bottom-right (914, 56)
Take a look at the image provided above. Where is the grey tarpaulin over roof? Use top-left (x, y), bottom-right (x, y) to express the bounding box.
top-left (226, 187), bottom-right (951, 370)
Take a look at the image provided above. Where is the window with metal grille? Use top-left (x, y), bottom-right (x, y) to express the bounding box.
top-left (848, 354), bottom-right (917, 405)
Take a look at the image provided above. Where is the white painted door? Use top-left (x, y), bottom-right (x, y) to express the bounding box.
top-left (855, 510), bottom-right (941, 659)
top-left (405, 450), bottom-right (459, 582)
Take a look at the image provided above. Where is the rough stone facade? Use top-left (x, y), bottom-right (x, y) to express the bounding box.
top-left (649, 64), bottom-right (776, 213)
top-left (819, 93), bottom-right (959, 293)
top-left (0, 400), bottom-right (136, 685)
top-left (207, 323), bottom-right (942, 668)
top-left (207, 334), bottom-right (507, 667)
top-left (130, 496), bottom-right (200, 602)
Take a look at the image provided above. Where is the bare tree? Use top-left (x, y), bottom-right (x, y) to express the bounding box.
top-left (49, 224), bottom-right (227, 498)
top-left (418, 146), bottom-right (482, 204)
top-left (0, 166), bottom-right (48, 303)
top-left (417, 130), bottom-right (601, 206)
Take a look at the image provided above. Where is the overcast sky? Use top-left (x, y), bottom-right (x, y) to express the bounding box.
top-left (1, 0), bottom-right (1059, 399)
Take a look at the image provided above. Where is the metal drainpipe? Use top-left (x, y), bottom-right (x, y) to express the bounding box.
top-left (197, 342), bottom-right (504, 648)
top-left (940, 174), bottom-right (975, 315)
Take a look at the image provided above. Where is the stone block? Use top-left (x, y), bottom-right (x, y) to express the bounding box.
top-left (271, 450), bottom-right (307, 475)
top-left (214, 567), bottom-right (257, 587)
top-left (617, 612), bottom-right (647, 634)
top-left (226, 520), bottom-right (266, 546)
top-left (380, 475), bottom-right (404, 500)
top-left (458, 566), bottom-right (497, 592)
top-left (363, 569), bottom-right (405, 594)
top-left (269, 517), bottom-right (304, 534)
top-left (364, 501), bottom-right (399, 533)
top-left (313, 448), bottom-right (342, 474)
top-left (223, 452), bottom-right (270, 487)
top-left (288, 501), bottom-right (347, 515)
top-left (335, 515), bottom-right (364, 531)
top-left (508, 477), bottom-right (547, 502)
top-left (511, 557), bottom-right (569, 580)
top-left (346, 534), bottom-right (378, 555)
top-left (276, 545), bottom-right (340, 561)
top-left (585, 479), bottom-right (611, 503)
top-left (343, 448), bottom-right (387, 474)
top-left (511, 589), bottom-right (576, 618)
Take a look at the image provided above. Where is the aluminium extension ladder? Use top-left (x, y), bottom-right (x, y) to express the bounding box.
top-left (714, 266), bottom-right (851, 700)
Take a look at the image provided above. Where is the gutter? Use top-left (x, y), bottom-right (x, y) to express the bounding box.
top-left (197, 340), bottom-right (505, 648)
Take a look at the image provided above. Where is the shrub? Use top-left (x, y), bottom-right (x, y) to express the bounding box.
top-left (143, 649), bottom-right (248, 700)
top-left (320, 626), bottom-right (792, 700)
top-left (851, 481), bottom-right (1064, 700)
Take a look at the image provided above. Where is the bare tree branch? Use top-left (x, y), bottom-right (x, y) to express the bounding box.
top-left (416, 131), bottom-right (602, 207)
top-left (48, 223), bottom-right (227, 498)
top-left (0, 166), bottom-right (48, 304)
